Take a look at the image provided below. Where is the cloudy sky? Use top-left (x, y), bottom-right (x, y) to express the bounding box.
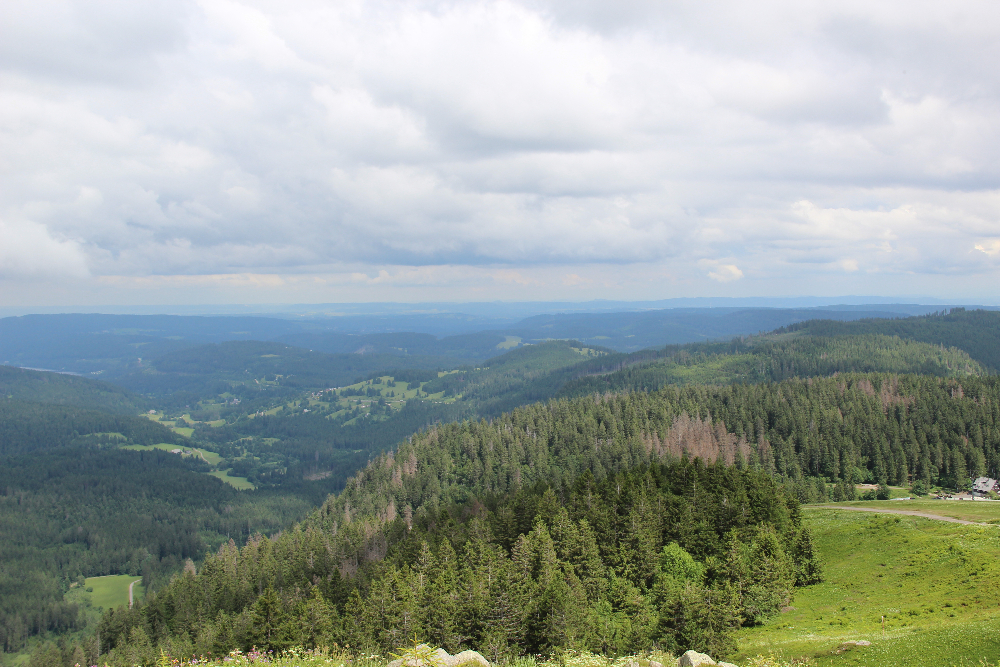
top-left (2, 0), bottom-right (999, 307)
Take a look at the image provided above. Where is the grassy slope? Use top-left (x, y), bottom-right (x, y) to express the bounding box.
top-left (787, 308), bottom-right (1000, 372)
top-left (734, 506), bottom-right (1000, 666)
top-left (831, 499), bottom-right (1000, 524)
top-left (83, 575), bottom-right (144, 611)
top-left (207, 469), bottom-right (256, 490)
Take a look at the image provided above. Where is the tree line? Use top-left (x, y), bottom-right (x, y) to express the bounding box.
top-left (86, 459), bottom-right (818, 666)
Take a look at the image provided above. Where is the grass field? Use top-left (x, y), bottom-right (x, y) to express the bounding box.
top-left (830, 498), bottom-right (1000, 524)
top-left (209, 469), bottom-right (257, 490)
top-left (84, 575), bottom-right (144, 610)
top-left (497, 336), bottom-right (522, 349)
top-left (733, 504), bottom-right (1000, 666)
top-left (144, 411), bottom-right (197, 437)
top-left (122, 442), bottom-right (223, 465)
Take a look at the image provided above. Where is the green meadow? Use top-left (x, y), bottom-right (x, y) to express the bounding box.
top-left (121, 443), bottom-right (253, 487)
top-left (497, 335), bottom-right (522, 349)
top-left (733, 505), bottom-right (1000, 666)
top-left (144, 411), bottom-right (196, 437)
top-left (82, 575), bottom-right (144, 611)
top-left (121, 442), bottom-right (223, 465)
top-left (832, 498), bottom-right (1000, 524)
top-left (208, 468), bottom-right (256, 490)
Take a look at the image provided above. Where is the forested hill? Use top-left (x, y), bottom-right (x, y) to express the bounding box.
top-left (781, 308), bottom-right (1000, 371)
top-left (94, 459), bottom-right (813, 663)
top-left (0, 399), bottom-right (181, 456)
top-left (0, 365), bottom-right (146, 414)
top-left (555, 333), bottom-right (982, 399)
top-left (319, 372), bottom-right (1000, 529)
top-left (0, 394), bottom-right (316, 653)
top-left (76, 369), bottom-right (1000, 665)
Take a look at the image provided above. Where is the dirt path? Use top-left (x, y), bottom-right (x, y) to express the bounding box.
top-left (811, 504), bottom-right (994, 526)
top-left (128, 579), bottom-right (140, 608)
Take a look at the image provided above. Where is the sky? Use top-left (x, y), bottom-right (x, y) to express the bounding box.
top-left (2, 0), bottom-right (999, 308)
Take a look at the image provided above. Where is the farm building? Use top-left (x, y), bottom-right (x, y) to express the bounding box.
top-left (972, 477), bottom-right (998, 496)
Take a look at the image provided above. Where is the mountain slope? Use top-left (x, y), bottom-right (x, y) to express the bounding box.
top-left (0, 365), bottom-right (147, 414)
top-left (782, 308), bottom-right (1000, 371)
top-left (320, 372), bottom-right (1000, 528)
top-left (556, 333), bottom-right (983, 398)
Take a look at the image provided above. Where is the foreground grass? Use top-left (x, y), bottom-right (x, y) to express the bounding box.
top-left (733, 506), bottom-right (1000, 666)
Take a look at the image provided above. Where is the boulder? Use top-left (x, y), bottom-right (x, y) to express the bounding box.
top-left (387, 647), bottom-right (490, 667)
top-left (649, 661), bottom-right (663, 667)
top-left (678, 651), bottom-right (716, 667)
top-left (450, 651), bottom-right (490, 667)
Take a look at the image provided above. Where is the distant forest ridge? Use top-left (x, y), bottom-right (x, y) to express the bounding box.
top-left (0, 365), bottom-right (147, 414)
top-left (1, 304), bottom-right (986, 376)
top-left (779, 307), bottom-right (1000, 371)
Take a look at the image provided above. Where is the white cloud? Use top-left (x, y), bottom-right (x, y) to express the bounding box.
top-left (2, 0), bottom-right (1000, 304)
top-left (699, 260), bottom-right (744, 283)
top-left (975, 240), bottom-right (1000, 257)
top-left (0, 220), bottom-right (90, 279)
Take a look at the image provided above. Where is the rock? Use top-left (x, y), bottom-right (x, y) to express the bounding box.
top-left (623, 660), bottom-right (640, 667)
top-left (450, 651), bottom-right (490, 667)
top-left (649, 661), bottom-right (663, 667)
top-left (678, 651), bottom-right (716, 667)
top-left (387, 647), bottom-right (490, 667)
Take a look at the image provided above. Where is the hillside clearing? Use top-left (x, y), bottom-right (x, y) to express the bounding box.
top-left (733, 508), bottom-right (1000, 666)
top-left (82, 575), bottom-right (144, 611)
top-left (208, 469), bottom-right (256, 490)
top-left (827, 498), bottom-right (1000, 524)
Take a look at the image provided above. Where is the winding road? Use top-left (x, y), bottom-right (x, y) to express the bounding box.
top-left (811, 504), bottom-right (994, 526)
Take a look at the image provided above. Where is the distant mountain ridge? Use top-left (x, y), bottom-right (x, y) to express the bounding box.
top-left (0, 305), bottom-right (967, 376)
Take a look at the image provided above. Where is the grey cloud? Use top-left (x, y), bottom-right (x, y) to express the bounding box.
top-left (0, 0), bottom-right (191, 84)
top-left (1, 0), bottom-right (999, 301)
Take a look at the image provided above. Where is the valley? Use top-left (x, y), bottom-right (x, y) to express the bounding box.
top-left (2, 306), bottom-right (1000, 667)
